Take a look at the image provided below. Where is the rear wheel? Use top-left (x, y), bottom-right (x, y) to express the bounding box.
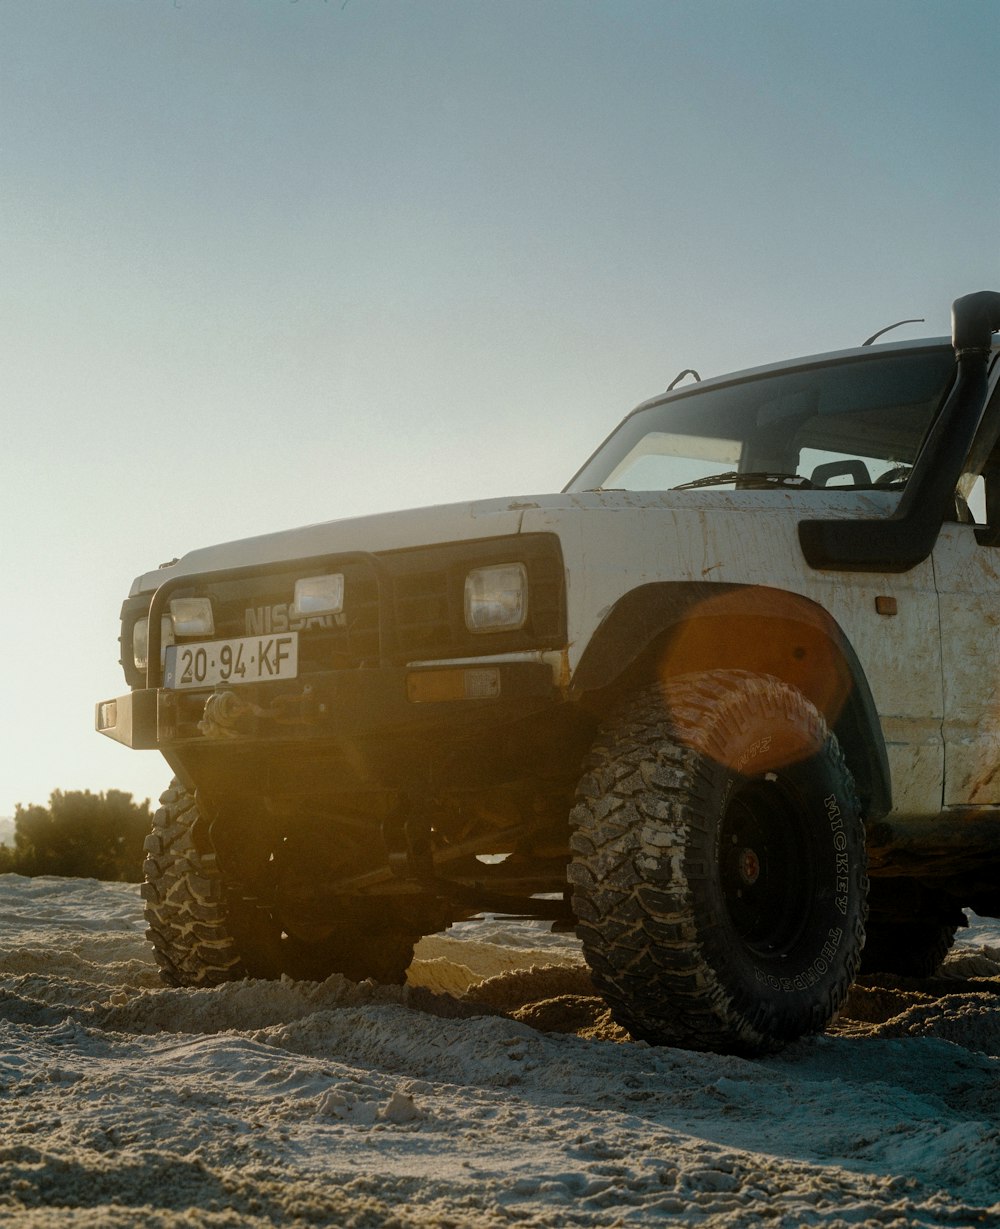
top-left (569, 671), bottom-right (868, 1054)
top-left (142, 781), bottom-right (422, 987)
top-left (861, 881), bottom-right (963, 977)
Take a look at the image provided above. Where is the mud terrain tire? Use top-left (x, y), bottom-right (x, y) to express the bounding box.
top-left (141, 782), bottom-right (242, 987)
top-left (569, 671), bottom-right (868, 1054)
top-left (142, 781), bottom-right (418, 987)
top-left (861, 920), bottom-right (958, 978)
top-left (861, 882), bottom-right (962, 977)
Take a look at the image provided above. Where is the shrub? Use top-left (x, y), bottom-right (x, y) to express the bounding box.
top-left (2, 790), bottom-right (151, 882)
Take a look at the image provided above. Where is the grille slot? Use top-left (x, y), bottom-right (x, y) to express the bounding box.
top-left (392, 569), bottom-right (455, 658)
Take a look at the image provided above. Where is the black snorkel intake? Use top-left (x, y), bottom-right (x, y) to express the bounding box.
top-left (799, 291), bottom-right (1000, 572)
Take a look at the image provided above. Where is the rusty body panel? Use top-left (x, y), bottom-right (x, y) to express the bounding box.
top-left (521, 489), bottom-right (944, 822)
top-left (933, 521), bottom-right (1000, 806)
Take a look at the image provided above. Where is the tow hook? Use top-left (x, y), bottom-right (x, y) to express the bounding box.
top-left (198, 686), bottom-right (321, 738)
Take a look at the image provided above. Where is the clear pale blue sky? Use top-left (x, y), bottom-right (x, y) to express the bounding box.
top-left (2, 0), bottom-right (998, 816)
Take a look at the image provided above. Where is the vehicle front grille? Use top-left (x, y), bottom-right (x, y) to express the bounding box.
top-left (127, 533), bottom-right (566, 688)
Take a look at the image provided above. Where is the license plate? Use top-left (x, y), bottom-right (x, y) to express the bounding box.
top-left (163, 633), bottom-right (299, 690)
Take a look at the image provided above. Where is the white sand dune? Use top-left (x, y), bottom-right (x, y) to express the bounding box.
top-left (0, 873), bottom-right (998, 1227)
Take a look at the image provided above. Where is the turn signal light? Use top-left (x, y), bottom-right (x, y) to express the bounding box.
top-left (406, 668), bottom-right (501, 703)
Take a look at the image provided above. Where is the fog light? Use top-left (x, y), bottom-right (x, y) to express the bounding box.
top-left (293, 574), bottom-right (345, 616)
top-left (464, 564), bottom-right (527, 632)
top-left (169, 597), bottom-right (215, 637)
top-left (133, 616), bottom-right (174, 671)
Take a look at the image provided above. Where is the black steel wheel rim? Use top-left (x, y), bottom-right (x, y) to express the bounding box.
top-left (719, 778), bottom-right (814, 959)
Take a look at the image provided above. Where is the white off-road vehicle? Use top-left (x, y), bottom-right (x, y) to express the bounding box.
top-left (98, 291), bottom-right (1000, 1054)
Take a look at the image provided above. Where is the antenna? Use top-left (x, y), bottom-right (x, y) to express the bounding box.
top-left (666, 368), bottom-right (701, 391)
top-left (861, 318), bottom-right (925, 347)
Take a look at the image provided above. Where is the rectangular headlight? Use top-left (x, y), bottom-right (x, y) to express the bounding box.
top-left (293, 574), bottom-right (345, 617)
top-left (464, 563), bottom-right (528, 633)
top-left (133, 616), bottom-right (174, 671)
top-left (169, 597), bottom-right (215, 637)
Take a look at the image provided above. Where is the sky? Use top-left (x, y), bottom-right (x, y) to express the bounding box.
top-left (2, 0), bottom-right (998, 817)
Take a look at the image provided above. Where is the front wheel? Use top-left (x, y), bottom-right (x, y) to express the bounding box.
top-left (569, 671), bottom-right (868, 1054)
top-left (142, 781), bottom-right (421, 987)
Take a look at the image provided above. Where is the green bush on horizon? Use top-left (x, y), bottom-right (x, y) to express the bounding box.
top-left (0, 790), bottom-right (151, 882)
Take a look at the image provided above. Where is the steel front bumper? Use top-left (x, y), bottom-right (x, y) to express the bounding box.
top-left (96, 660), bottom-right (560, 752)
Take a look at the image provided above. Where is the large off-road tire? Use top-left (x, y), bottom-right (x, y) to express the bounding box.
top-left (569, 671), bottom-right (868, 1055)
top-left (141, 782), bottom-right (242, 987)
top-left (861, 920), bottom-right (958, 978)
top-left (142, 781), bottom-right (419, 988)
top-left (861, 881), bottom-right (963, 978)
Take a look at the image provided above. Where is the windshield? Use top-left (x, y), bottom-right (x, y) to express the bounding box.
top-left (567, 347), bottom-right (957, 494)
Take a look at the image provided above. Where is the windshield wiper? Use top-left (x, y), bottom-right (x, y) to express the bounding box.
top-left (672, 471), bottom-right (812, 491)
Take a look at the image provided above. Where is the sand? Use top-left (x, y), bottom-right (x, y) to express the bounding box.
top-left (0, 873), bottom-right (998, 1226)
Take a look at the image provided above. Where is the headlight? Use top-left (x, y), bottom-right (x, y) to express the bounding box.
top-left (133, 616), bottom-right (174, 671)
top-left (464, 564), bottom-right (528, 633)
top-left (169, 597), bottom-right (215, 637)
top-left (293, 574), bottom-right (345, 617)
